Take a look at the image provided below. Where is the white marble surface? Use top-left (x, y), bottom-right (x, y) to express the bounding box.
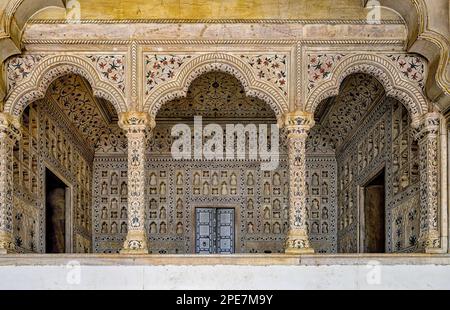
top-left (1, 263), bottom-right (450, 289)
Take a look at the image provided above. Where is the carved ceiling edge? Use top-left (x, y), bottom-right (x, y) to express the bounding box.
top-left (304, 53), bottom-right (429, 128)
top-left (3, 54), bottom-right (127, 117)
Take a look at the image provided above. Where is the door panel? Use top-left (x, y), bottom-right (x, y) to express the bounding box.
top-left (195, 208), bottom-right (235, 254)
top-left (217, 209), bottom-right (234, 254)
top-left (195, 208), bottom-right (216, 254)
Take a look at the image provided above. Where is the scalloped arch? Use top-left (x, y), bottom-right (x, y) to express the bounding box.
top-left (305, 54), bottom-right (428, 127)
top-left (144, 53), bottom-right (289, 119)
top-left (4, 55), bottom-right (127, 117)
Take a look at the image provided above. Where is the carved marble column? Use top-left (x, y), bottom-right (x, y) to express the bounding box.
top-left (284, 111), bottom-right (315, 254)
top-left (119, 112), bottom-right (155, 254)
top-left (0, 113), bottom-right (21, 254)
top-left (415, 112), bottom-right (441, 253)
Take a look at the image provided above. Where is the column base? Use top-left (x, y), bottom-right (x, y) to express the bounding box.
top-left (120, 230), bottom-right (149, 254)
top-left (284, 230), bottom-right (315, 255)
top-left (285, 247), bottom-right (315, 255)
top-left (0, 235), bottom-right (15, 255)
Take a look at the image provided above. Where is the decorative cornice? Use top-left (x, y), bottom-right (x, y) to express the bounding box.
top-left (22, 39), bottom-right (406, 46)
top-left (28, 19), bottom-right (405, 25)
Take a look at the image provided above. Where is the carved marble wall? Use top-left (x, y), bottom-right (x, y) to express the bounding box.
top-left (336, 97), bottom-right (420, 253)
top-left (12, 99), bottom-right (93, 253)
top-left (92, 156), bottom-right (337, 254)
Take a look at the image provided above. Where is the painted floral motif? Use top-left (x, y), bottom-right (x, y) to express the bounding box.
top-left (387, 54), bottom-right (425, 91)
top-left (145, 55), bottom-right (192, 95)
top-left (240, 54), bottom-right (288, 97)
top-left (87, 55), bottom-right (125, 93)
top-left (307, 54), bottom-right (344, 92)
top-left (7, 55), bottom-right (46, 90)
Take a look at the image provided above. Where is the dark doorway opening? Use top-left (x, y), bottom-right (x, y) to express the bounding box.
top-left (45, 169), bottom-right (68, 253)
top-left (363, 170), bottom-right (385, 253)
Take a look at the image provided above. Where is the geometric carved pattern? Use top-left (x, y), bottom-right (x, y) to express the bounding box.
top-left (239, 54), bottom-right (288, 97)
top-left (6, 55), bottom-right (46, 91)
top-left (307, 54), bottom-right (344, 93)
top-left (387, 54), bottom-right (426, 91)
top-left (156, 72), bottom-right (276, 119)
top-left (318, 74), bottom-right (385, 150)
top-left (48, 74), bottom-right (114, 149)
top-left (86, 55), bottom-right (126, 94)
top-left (144, 54), bottom-right (192, 96)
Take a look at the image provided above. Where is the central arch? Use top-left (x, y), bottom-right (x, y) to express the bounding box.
top-left (144, 53), bottom-right (289, 120)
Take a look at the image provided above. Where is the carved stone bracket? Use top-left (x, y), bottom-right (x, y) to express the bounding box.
top-left (415, 112), bottom-right (441, 252)
top-left (0, 113), bottom-right (21, 254)
top-left (284, 110), bottom-right (315, 254)
top-left (119, 112), bottom-right (155, 254)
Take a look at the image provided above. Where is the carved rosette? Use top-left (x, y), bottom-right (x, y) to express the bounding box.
top-left (0, 113), bottom-right (21, 254)
top-left (284, 111), bottom-right (315, 254)
top-left (415, 112), bottom-right (441, 252)
top-left (119, 112), bottom-right (155, 254)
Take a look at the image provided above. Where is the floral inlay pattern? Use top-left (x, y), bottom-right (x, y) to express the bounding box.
top-left (7, 55), bottom-right (46, 90)
top-left (387, 54), bottom-right (425, 91)
top-left (145, 55), bottom-right (192, 95)
top-left (307, 54), bottom-right (344, 92)
top-left (87, 55), bottom-right (126, 93)
top-left (240, 54), bottom-right (288, 97)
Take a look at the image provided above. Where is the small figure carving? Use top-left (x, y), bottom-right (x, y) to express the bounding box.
top-left (150, 222), bottom-right (157, 234)
top-left (212, 172), bottom-right (219, 186)
top-left (194, 172), bottom-right (201, 186)
top-left (247, 173), bottom-right (255, 186)
top-left (176, 173), bottom-right (183, 185)
top-left (176, 222), bottom-right (183, 234)
top-left (273, 222), bottom-right (281, 234)
top-left (247, 222), bottom-right (254, 234)
top-left (120, 182), bottom-right (127, 196)
top-left (111, 172), bottom-right (118, 186)
top-left (264, 182), bottom-right (270, 196)
top-left (221, 182), bottom-right (228, 195)
top-left (230, 173), bottom-right (237, 186)
top-left (160, 182), bottom-right (166, 195)
top-left (150, 173), bottom-right (157, 186)
top-left (264, 222), bottom-right (271, 234)
top-left (101, 207), bottom-right (108, 219)
top-left (203, 182), bottom-right (210, 195)
top-left (101, 182), bottom-right (108, 195)
top-left (264, 207), bottom-right (271, 219)
top-left (159, 222), bottom-right (167, 234)
top-left (121, 222), bottom-right (127, 234)
top-left (273, 173), bottom-right (281, 186)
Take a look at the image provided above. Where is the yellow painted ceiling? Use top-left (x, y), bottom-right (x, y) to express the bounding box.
top-left (33, 0), bottom-right (401, 20)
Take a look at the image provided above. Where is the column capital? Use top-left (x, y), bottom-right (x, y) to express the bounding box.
top-left (283, 111), bottom-right (315, 137)
top-left (118, 112), bottom-right (156, 132)
top-left (0, 112), bottom-right (21, 141)
top-left (414, 112), bottom-right (441, 141)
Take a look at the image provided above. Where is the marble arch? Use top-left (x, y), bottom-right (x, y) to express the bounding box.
top-left (3, 55), bottom-right (127, 117)
top-left (145, 53), bottom-right (289, 120)
top-left (304, 53), bottom-right (429, 127)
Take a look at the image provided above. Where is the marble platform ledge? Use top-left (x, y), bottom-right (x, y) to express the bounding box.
top-left (0, 253), bottom-right (450, 266)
